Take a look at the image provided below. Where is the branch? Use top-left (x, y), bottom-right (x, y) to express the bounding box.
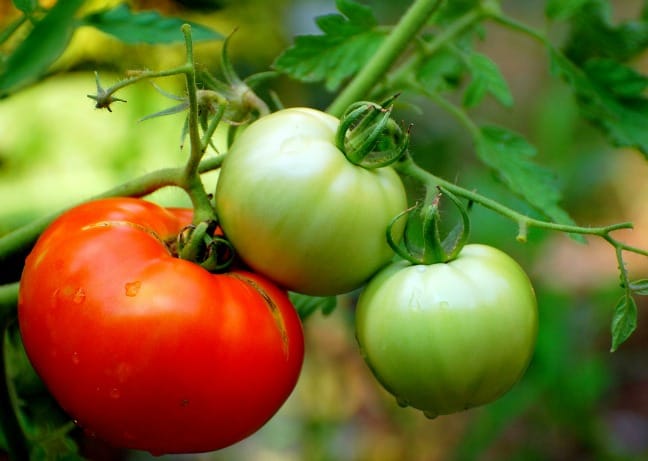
top-left (326, 0), bottom-right (444, 117)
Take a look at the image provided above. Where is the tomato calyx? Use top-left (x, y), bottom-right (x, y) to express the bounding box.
top-left (336, 96), bottom-right (410, 169)
top-left (177, 220), bottom-right (235, 272)
top-left (387, 187), bottom-right (471, 264)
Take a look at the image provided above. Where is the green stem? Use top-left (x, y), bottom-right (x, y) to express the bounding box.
top-left (0, 155), bottom-right (226, 265)
top-left (395, 156), bottom-right (640, 245)
top-left (326, 0), bottom-right (444, 117)
top-left (0, 283), bottom-right (19, 323)
top-left (180, 24), bottom-right (217, 224)
top-left (387, 7), bottom-right (484, 89)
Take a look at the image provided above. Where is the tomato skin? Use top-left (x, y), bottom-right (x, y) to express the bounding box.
top-left (215, 107), bottom-right (407, 296)
top-left (18, 197), bottom-right (304, 455)
top-left (355, 244), bottom-right (537, 417)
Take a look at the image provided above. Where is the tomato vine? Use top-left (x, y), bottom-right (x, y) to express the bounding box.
top-left (0, 0), bottom-right (647, 458)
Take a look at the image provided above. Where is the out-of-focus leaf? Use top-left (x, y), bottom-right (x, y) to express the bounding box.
top-left (610, 294), bottom-right (637, 352)
top-left (289, 292), bottom-right (337, 320)
top-left (550, 49), bottom-right (648, 159)
top-left (584, 58), bottom-right (648, 99)
top-left (545, 0), bottom-right (589, 21)
top-left (79, 4), bottom-right (223, 45)
top-left (0, 0), bottom-right (84, 96)
top-left (562, 0), bottom-right (648, 64)
top-left (463, 52), bottom-right (513, 108)
top-left (11, 0), bottom-right (37, 15)
top-left (475, 125), bottom-right (580, 236)
top-left (416, 48), bottom-right (464, 92)
top-left (630, 279), bottom-right (648, 296)
top-left (273, 0), bottom-right (384, 91)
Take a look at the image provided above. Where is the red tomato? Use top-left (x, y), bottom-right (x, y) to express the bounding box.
top-left (18, 197), bottom-right (304, 455)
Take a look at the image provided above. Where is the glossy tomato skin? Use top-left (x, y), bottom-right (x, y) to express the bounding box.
top-left (18, 198), bottom-right (304, 455)
top-left (215, 107), bottom-right (407, 296)
top-left (355, 244), bottom-right (537, 418)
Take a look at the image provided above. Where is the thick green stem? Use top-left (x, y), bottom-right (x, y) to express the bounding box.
top-left (180, 24), bottom-right (217, 224)
top-left (326, 0), bottom-right (444, 117)
top-left (0, 155), bottom-right (225, 265)
top-left (387, 7), bottom-right (484, 89)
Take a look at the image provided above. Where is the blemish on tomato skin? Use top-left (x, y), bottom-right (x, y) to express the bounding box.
top-left (124, 281), bottom-right (141, 297)
top-left (72, 288), bottom-right (86, 304)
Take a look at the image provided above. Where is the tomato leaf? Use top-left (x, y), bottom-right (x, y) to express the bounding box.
top-left (3, 323), bottom-right (82, 459)
top-left (0, 0), bottom-right (84, 97)
top-left (561, 0), bottom-right (648, 64)
top-left (610, 294), bottom-right (637, 352)
top-left (79, 4), bottom-right (223, 44)
top-left (475, 125), bottom-right (581, 237)
top-left (545, 0), bottom-right (590, 21)
top-left (549, 49), bottom-right (648, 159)
top-left (630, 279), bottom-right (648, 296)
top-left (463, 52), bottom-right (513, 108)
top-left (273, 0), bottom-right (385, 91)
top-left (11, 0), bottom-right (37, 15)
top-left (289, 292), bottom-right (337, 320)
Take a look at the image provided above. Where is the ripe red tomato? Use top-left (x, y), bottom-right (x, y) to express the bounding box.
top-left (18, 197), bottom-right (304, 455)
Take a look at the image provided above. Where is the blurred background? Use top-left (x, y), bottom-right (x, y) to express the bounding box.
top-left (1, 0), bottom-right (647, 460)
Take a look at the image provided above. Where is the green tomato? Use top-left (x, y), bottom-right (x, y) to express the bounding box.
top-left (355, 244), bottom-right (538, 418)
top-left (215, 108), bottom-right (407, 296)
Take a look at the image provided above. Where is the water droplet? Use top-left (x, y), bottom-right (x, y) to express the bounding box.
top-left (72, 419), bottom-right (79, 426)
top-left (72, 288), bottom-right (86, 304)
top-left (110, 388), bottom-right (121, 399)
top-left (71, 352), bottom-right (80, 365)
top-left (180, 398), bottom-right (190, 407)
top-left (124, 281), bottom-right (141, 297)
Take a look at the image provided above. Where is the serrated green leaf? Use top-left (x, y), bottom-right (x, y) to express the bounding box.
top-left (463, 52), bottom-right (513, 108)
top-left (545, 0), bottom-right (589, 21)
top-left (79, 4), bottom-right (222, 45)
top-left (563, 0), bottom-right (648, 64)
top-left (416, 49), bottom-right (464, 91)
top-left (610, 294), bottom-right (637, 351)
top-left (11, 0), bottom-right (37, 15)
top-left (630, 279), bottom-right (648, 295)
top-left (288, 292), bottom-right (337, 320)
top-left (0, 0), bottom-right (84, 96)
top-left (476, 125), bottom-right (581, 235)
top-left (549, 49), bottom-right (648, 158)
top-left (584, 58), bottom-right (648, 99)
top-left (273, 0), bottom-right (384, 91)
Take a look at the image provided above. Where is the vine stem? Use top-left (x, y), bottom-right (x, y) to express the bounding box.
top-left (179, 25), bottom-right (217, 224)
top-left (326, 0), bottom-right (444, 117)
top-left (0, 155), bottom-right (225, 264)
top-left (394, 156), bottom-right (647, 255)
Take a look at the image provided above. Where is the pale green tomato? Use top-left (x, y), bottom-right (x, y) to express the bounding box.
top-left (215, 108), bottom-right (407, 296)
top-left (355, 244), bottom-right (538, 418)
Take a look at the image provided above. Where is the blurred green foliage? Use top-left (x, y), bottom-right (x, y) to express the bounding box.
top-left (0, 0), bottom-right (647, 460)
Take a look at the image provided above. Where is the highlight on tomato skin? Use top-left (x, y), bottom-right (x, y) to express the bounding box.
top-left (17, 197), bottom-right (305, 455)
top-left (355, 244), bottom-right (538, 419)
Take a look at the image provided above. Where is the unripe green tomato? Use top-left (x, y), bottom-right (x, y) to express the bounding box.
top-left (355, 244), bottom-right (538, 418)
top-left (215, 107), bottom-right (408, 296)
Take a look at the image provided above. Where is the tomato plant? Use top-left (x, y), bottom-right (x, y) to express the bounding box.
top-left (355, 244), bottom-right (538, 418)
top-left (215, 107), bottom-right (408, 296)
top-left (17, 197), bottom-right (304, 455)
top-left (0, 0), bottom-right (647, 459)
